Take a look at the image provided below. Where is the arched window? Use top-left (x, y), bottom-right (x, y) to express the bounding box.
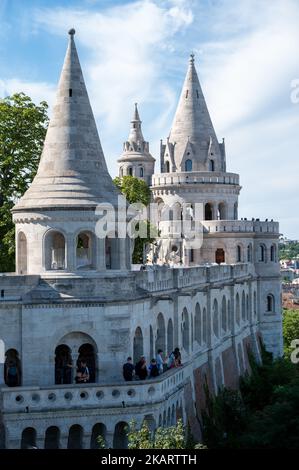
top-left (156, 313), bottom-right (166, 354)
top-left (189, 249), bottom-right (194, 263)
top-left (185, 159), bottom-right (192, 171)
top-left (205, 203), bottom-right (213, 221)
top-left (91, 424), bottom-right (106, 449)
top-left (167, 319), bottom-right (174, 355)
top-left (247, 244), bottom-right (253, 262)
top-left (236, 293), bottom-right (240, 325)
top-left (55, 344), bottom-right (72, 385)
top-left (78, 343), bottom-right (96, 383)
top-left (237, 245), bottom-right (242, 262)
top-left (221, 296), bottom-right (227, 332)
top-left (182, 308), bottom-right (190, 353)
top-left (209, 160), bottom-right (215, 171)
top-left (45, 426), bottom-right (60, 449)
top-left (241, 291), bottom-right (246, 321)
top-left (76, 232), bottom-right (94, 270)
top-left (133, 327), bottom-right (144, 364)
top-left (270, 244), bottom-right (276, 262)
top-left (45, 231), bottom-right (66, 270)
top-left (17, 232), bottom-right (27, 274)
top-left (267, 294), bottom-right (275, 312)
top-left (215, 248), bottom-right (225, 264)
top-left (128, 167), bottom-right (133, 176)
top-left (258, 244), bottom-right (266, 262)
top-left (4, 349), bottom-right (21, 387)
top-left (165, 161), bottom-right (170, 172)
top-left (194, 303), bottom-right (201, 345)
top-left (139, 167), bottom-right (144, 177)
top-left (120, 168), bottom-right (124, 177)
top-left (246, 294), bottom-right (249, 320)
top-left (213, 299), bottom-right (219, 338)
top-left (218, 203), bottom-right (226, 220)
top-left (68, 425), bottom-right (83, 449)
top-left (202, 308), bottom-right (207, 343)
top-left (113, 422), bottom-right (128, 449)
top-left (21, 428), bottom-right (37, 449)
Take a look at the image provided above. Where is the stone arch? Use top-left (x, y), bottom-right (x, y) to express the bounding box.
top-left (246, 294), bottom-right (249, 320)
top-left (217, 202), bottom-right (226, 220)
top-left (91, 423), bottom-right (106, 449)
top-left (237, 245), bottom-right (242, 262)
top-left (21, 427), bottom-right (37, 449)
top-left (202, 308), bottom-right (207, 343)
top-left (143, 415), bottom-right (156, 435)
top-left (78, 343), bottom-right (96, 383)
top-left (209, 159), bottom-right (215, 171)
top-left (55, 344), bottom-right (72, 385)
top-left (17, 231), bottom-right (27, 274)
top-left (236, 293), bottom-right (240, 325)
top-left (165, 160), bottom-right (170, 173)
top-left (167, 319), bottom-right (174, 356)
top-left (241, 291), bottom-right (246, 321)
top-left (258, 243), bottom-right (266, 262)
top-left (205, 203), bottom-right (213, 221)
top-left (213, 299), bottom-right (219, 338)
top-left (139, 167), bottom-right (144, 177)
top-left (270, 244), bottom-right (277, 262)
top-left (128, 167), bottom-right (133, 176)
top-left (215, 248), bottom-right (225, 264)
top-left (45, 426), bottom-right (60, 449)
top-left (113, 422), bottom-right (128, 449)
top-left (221, 296), bottom-right (227, 333)
top-left (76, 231), bottom-right (95, 270)
top-left (194, 303), bottom-right (201, 345)
top-left (156, 313), bottom-right (166, 354)
top-left (267, 294), bottom-right (275, 312)
top-left (185, 159), bottom-right (192, 171)
top-left (44, 230), bottom-right (66, 270)
top-left (4, 348), bottom-right (21, 387)
top-left (133, 327), bottom-right (144, 364)
top-left (67, 425), bottom-right (83, 449)
top-left (181, 308), bottom-right (190, 353)
top-left (247, 243), bottom-right (253, 262)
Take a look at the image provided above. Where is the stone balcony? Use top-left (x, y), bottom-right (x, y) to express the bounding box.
top-left (151, 171), bottom-right (240, 188)
top-left (203, 219), bottom-right (279, 235)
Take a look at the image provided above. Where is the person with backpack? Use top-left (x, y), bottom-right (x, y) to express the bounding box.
top-left (123, 357), bottom-right (135, 381)
top-left (148, 358), bottom-right (159, 378)
top-left (135, 356), bottom-right (148, 380)
top-left (75, 360), bottom-right (90, 384)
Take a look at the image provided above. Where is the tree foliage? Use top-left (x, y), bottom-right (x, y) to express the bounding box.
top-left (0, 93), bottom-right (49, 272)
top-left (283, 309), bottom-right (299, 358)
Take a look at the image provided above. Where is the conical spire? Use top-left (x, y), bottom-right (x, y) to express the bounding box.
top-left (168, 54), bottom-right (222, 171)
top-left (128, 103), bottom-right (144, 143)
top-left (13, 29), bottom-right (120, 210)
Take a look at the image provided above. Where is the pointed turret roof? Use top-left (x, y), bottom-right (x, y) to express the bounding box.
top-left (13, 29), bottom-right (120, 211)
top-left (168, 54), bottom-right (221, 171)
top-left (128, 103), bottom-right (144, 143)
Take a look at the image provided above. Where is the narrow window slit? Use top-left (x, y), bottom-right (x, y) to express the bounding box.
top-left (69, 89), bottom-right (72, 97)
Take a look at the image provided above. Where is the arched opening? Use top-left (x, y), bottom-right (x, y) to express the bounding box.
top-left (209, 160), bottom-right (215, 171)
top-left (202, 308), bottom-right (207, 343)
top-left (45, 231), bottom-right (66, 270)
top-left (128, 167), bottom-right (133, 176)
top-left (45, 426), bottom-right (60, 449)
top-left (105, 235), bottom-right (121, 270)
top-left (247, 244), bottom-right (252, 262)
top-left (236, 293), bottom-right (240, 325)
top-left (221, 296), bottom-right (227, 333)
top-left (195, 303), bottom-right (201, 345)
top-left (267, 294), bottom-right (275, 312)
top-left (241, 291), bottom-right (246, 321)
top-left (76, 232), bottom-right (94, 270)
top-left (143, 415), bottom-right (156, 436)
top-left (171, 404), bottom-right (176, 425)
top-left (55, 344), bottom-right (72, 385)
top-left (139, 167), bottom-right (144, 177)
top-left (227, 300), bottom-right (231, 331)
top-left (78, 343), bottom-right (96, 383)
top-left (215, 248), bottom-right (225, 264)
top-left (182, 308), bottom-right (190, 353)
top-left (150, 326), bottom-right (154, 361)
top-left (67, 425), bottom-right (83, 449)
top-left (4, 349), bottom-right (21, 387)
top-left (246, 294), bottom-right (249, 320)
top-left (133, 327), bottom-right (144, 364)
top-left (213, 299), bottom-right (219, 338)
top-left (21, 427), bottom-right (37, 449)
top-left (17, 232), bottom-right (27, 274)
top-left (120, 167), bottom-right (124, 177)
top-left (165, 161), bottom-right (170, 172)
top-left (205, 203), bottom-right (213, 221)
top-left (218, 203), bottom-right (226, 220)
top-left (167, 319), bottom-right (174, 356)
top-left (91, 423), bottom-right (106, 449)
top-left (113, 422), bottom-right (128, 449)
top-left (185, 159), bottom-right (192, 171)
top-left (254, 291), bottom-right (257, 317)
top-left (237, 245), bottom-right (242, 262)
top-left (270, 244), bottom-right (276, 262)
top-left (156, 313), bottom-right (166, 354)
top-left (234, 202), bottom-right (238, 220)
top-left (258, 244), bottom-right (266, 262)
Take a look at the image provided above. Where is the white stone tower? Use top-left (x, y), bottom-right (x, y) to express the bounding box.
top-left (117, 103), bottom-right (155, 185)
top-left (12, 29), bottom-right (131, 275)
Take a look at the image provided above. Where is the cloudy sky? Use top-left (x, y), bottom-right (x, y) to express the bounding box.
top-left (0, 0), bottom-right (298, 238)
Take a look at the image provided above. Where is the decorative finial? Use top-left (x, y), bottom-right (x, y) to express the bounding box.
top-left (68, 28), bottom-right (76, 36)
top-left (190, 53), bottom-right (195, 64)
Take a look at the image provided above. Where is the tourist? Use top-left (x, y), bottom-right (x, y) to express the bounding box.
top-left (6, 361), bottom-right (19, 387)
top-left (148, 358), bottom-right (159, 378)
top-left (135, 356), bottom-right (148, 380)
top-left (174, 347), bottom-right (182, 366)
top-left (75, 360), bottom-right (90, 384)
top-left (156, 349), bottom-right (164, 374)
top-left (123, 357), bottom-right (135, 381)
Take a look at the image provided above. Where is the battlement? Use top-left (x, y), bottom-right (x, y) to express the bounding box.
top-left (203, 219), bottom-right (279, 235)
top-left (151, 171), bottom-right (240, 188)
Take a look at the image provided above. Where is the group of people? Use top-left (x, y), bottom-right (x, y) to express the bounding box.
top-left (55, 354), bottom-right (91, 385)
top-left (123, 348), bottom-right (182, 381)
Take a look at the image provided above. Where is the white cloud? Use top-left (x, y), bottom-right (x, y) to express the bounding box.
top-left (0, 78), bottom-right (56, 107)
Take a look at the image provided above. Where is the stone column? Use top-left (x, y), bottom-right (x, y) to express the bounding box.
top-left (0, 363), bottom-right (5, 386)
top-left (105, 430), bottom-right (114, 449)
top-left (59, 435), bottom-right (69, 449)
top-left (66, 233), bottom-right (76, 272)
top-left (82, 433), bottom-right (91, 449)
top-left (36, 434), bottom-right (45, 449)
top-left (96, 237), bottom-right (106, 271)
top-left (119, 238), bottom-right (127, 270)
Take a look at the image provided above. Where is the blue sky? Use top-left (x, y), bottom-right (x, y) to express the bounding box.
top-left (1, 0), bottom-right (299, 238)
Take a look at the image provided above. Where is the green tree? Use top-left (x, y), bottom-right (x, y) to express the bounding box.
top-left (0, 93), bottom-right (49, 272)
top-left (283, 309), bottom-right (299, 358)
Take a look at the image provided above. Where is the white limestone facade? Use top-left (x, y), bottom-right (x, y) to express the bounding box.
top-left (0, 32), bottom-right (282, 449)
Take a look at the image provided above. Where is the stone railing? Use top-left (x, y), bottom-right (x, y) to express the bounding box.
top-left (203, 220), bottom-right (279, 234)
top-left (0, 367), bottom-right (186, 414)
top-left (151, 171), bottom-right (240, 188)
